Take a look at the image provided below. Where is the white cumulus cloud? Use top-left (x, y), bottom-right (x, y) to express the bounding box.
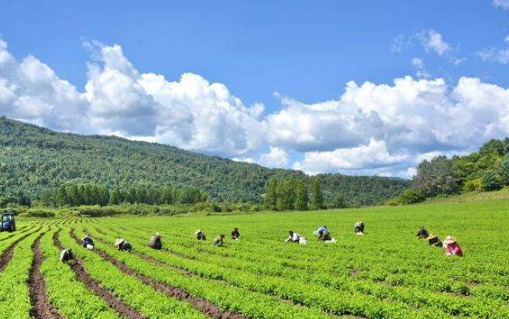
top-left (293, 140), bottom-right (408, 175)
top-left (267, 76), bottom-right (509, 176)
top-left (0, 39), bottom-right (89, 131)
top-left (2, 38), bottom-right (509, 177)
top-left (259, 147), bottom-right (289, 168)
top-left (0, 39), bottom-right (265, 157)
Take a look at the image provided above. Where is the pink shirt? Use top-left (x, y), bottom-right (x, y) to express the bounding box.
top-left (445, 242), bottom-right (463, 257)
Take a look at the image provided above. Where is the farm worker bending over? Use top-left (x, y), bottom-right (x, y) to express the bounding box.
top-left (427, 234), bottom-right (442, 247)
top-left (314, 226), bottom-right (329, 238)
top-left (148, 232), bottom-right (162, 250)
top-left (60, 248), bottom-right (75, 263)
top-left (195, 229), bottom-right (206, 241)
top-left (81, 234), bottom-right (94, 250)
top-left (213, 234), bottom-right (225, 247)
top-left (285, 231), bottom-right (301, 243)
top-left (318, 230), bottom-right (332, 241)
top-left (231, 227), bottom-right (241, 240)
top-left (416, 226), bottom-right (429, 239)
top-left (114, 238), bottom-right (132, 252)
top-left (354, 221), bottom-right (365, 235)
top-left (443, 236), bottom-right (463, 257)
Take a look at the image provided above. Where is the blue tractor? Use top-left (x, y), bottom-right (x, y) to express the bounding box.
top-left (1, 211), bottom-right (16, 232)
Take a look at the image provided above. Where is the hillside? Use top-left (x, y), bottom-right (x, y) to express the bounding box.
top-left (398, 138), bottom-right (509, 204)
top-left (0, 117), bottom-right (410, 205)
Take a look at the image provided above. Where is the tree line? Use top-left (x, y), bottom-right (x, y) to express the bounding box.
top-left (40, 184), bottom-right (208, 207)
top-left (0, 116), bottom-right (410, 207)
top-left (263, 177), bottom-right (347, 211)
top-left (395, 138), bottom-right (509, 204)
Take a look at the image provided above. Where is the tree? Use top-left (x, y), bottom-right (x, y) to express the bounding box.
top-left (329, 194), bottom-right (346, 209)
top-left (398, 189), bottom-right (425, 204)
top-left (55, 185), bottom-right (67, 206)
top-left (482, 170), bottom-right (501, 191)
top-left (40, 189), bottom-right (55, 206)
top-left (310, 178), bottom-right (324, 210)
top-left (89, 185), bottom-right (100, 205)
top-left (414, 156), bottom-right (460, 197)
top-left (276, 179), bottom-right (296, 211)
top-left (498, 155), bottom-right (509, 186)
top-left (294, 179), bottom-right (308, 211)
top-left (264, 179), bottom-right (279, 210)
top-left (83, 186), bottom-right (92, 205)
top-left (109, 189), bottom-right (120, 205)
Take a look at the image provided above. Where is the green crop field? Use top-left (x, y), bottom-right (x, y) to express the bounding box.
top-left (2, 198), bottom-right (509, 319)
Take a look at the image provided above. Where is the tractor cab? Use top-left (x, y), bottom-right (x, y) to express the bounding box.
top-left (1, 212), bottom-right (16, 232)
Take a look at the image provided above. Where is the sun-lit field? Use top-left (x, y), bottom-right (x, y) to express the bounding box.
top-left (3, 198), bottom-right (509, 319)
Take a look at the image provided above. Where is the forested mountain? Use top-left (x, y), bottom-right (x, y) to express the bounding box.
top-left (398, 138), bottom-right (509, 204)
top-left (0, 117), bottom-right (410, 206)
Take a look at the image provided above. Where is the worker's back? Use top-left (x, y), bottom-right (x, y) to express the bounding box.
top-left (148, 235), bottom-right (162, 249)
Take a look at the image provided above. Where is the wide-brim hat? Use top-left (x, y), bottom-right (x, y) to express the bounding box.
top-left (426, 234), bottom-right (437, 240)
top-left (194, 229), bottom-right (202, 234)
top-left (443, 235), bottom-right (456, 245)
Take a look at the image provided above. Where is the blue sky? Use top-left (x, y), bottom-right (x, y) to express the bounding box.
top-left (1, 0), bottom-right (509, 177)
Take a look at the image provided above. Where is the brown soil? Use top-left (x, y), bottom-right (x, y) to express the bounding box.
top-left (29, 233), bottom-right (64, 319)
top-left (0, 227), bottom-right (41, 272)
top-left (52, 231), bottom-right (145, 319)
top-left (70, 229), bottom-right (247, 319)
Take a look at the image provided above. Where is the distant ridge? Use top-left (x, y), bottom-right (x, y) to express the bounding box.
top-left (0, 116), bottom-right (410, 205)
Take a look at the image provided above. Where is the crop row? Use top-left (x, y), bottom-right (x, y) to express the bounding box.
top-left (81, 226), bottom-right (349, 319)
top-left (57, 229), bottom-right (210, 319)
top-left (87, 225), bottom-right (442, 319)
top-left (123, 222), bottom-right (509, 300)
top-left (0, 227), bottom-right (46, 319)
top-left (116, 226), bottom-right (509, 318)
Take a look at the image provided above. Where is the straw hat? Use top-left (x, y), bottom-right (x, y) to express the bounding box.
top-left (156, 232), bottom-right (160, 236)
top-left (443, 235), bottom-right (456, 245)
top-left (194, 229), bottom-right (202, 234)
top-left (426, 233), bottom-right (437, 240)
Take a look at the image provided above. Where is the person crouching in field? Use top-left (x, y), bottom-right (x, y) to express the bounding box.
top-left (148, 232), bottom-right (162, 250)
top-left (416, 226), bottom-right (429, 239)
top-left (316, 228), bottom-right (336, 243)
top-left (231, 227), bottom-right (241, 240)
top-left (115, 238), bottom-right (132, 252)
top-left (426, 234), bottom-right (442, 247)
top-left (317, 230), bottom-right (332, 241)
top-left (285, 231), bottom-right (307, 245)
top-left (195, 229), bottom-right (206, 241)
top-left (81, 234), bottom-right (94, 250)
top-left (443, 236), bottom-right (463, 257)
top-left (354, 221), bottom-right (365, 235)
top-left (213, 234), bottom-right (225, 247)
top-left (60, 248), bottom-right (75, 263)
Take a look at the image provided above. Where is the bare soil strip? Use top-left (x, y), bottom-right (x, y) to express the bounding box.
top-left (52, 231), bottom-right (145, 319)
top-left (0, 227), bottom-right (42, 272)
top-left (71, 230), bottom-right (247, 319)
top-left (29, 233), bottom-right (64, 319)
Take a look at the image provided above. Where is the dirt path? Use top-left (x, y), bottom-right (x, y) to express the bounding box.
top-left (0, 227), bottom-right (41, 272)
top-left (70, 229), bottom-right (247, 319)
top-left (29, 233), bottom-right (64, 319)
top-left (52, 231), bottom-right (145, 319)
